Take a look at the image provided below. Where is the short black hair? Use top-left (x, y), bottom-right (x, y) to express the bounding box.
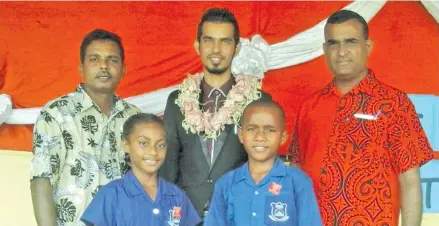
top-left (197, 8), bottom-right (240, 45)
top-left (80, 29), bottom-right (125, 63)
top-left (122, 113), bottom-right (165, 141)
top-left (240, 99), bottom-right (285, 128)
top-left (326, 9), bottom-right (369, 39)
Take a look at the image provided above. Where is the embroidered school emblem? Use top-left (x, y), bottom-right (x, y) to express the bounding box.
top-left (168, 206), bottom-right (181, 226)
top-left (268, 182), bottom-right (282, 195)
top-left (268, 202), bottom-right (289, 222)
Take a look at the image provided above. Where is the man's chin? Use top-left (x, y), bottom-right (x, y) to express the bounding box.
top-left (84, 84), bottom-right (116, 94)
top-left (205, 66), bottom-right (227, 75)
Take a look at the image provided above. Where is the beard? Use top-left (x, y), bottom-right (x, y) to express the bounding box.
top-left (205, 64), bottom-right (229, 75)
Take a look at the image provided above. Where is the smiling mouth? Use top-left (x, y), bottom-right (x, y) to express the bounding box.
top-left (337, 61), bottom-right (351, 65)
top-left (253, 146), bottom-right (268, 152)
top-left (144, 159), bottom-right (159, 166)
top-left (209, 56), bottom-right (223, 64)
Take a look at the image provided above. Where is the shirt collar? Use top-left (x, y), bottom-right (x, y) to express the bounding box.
top-left (73, 84), bottom-right (126, 114)
top-left (201, 75), bottom-right (235, 98)
top-left (321, 69), bottom-right (380, 97)
top-left (232, 157), bottom-right (286, 184)
top-left (123, 170), bottom-right (177, 197)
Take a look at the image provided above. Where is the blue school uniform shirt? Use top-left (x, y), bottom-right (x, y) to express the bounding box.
top-left (81, 170), bottom-right (201, 226)
top-left (204, 158), bottom-right (322, 226)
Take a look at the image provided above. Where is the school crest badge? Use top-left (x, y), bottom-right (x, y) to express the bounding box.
top-left (268, 202), bottom-right (289, 222)
top-left (168, 206), bottom-right (181, 226)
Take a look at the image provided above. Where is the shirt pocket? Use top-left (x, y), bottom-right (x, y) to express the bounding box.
top-left (264, 194), bottom-right (296, 226)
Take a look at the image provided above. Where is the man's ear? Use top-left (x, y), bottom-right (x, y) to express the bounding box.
top-left (280, 131), bottom-right (288, 146)
top-left (79, 63), bottom-right (84, 77)
top-left (194, 40), bottom-right (200, 55)
top-left (322, 42), bottom-right (328, 56)
top-left (234, 42), bottom-right (241, 56)
top-left (365, 39), bottom-right (374, 56)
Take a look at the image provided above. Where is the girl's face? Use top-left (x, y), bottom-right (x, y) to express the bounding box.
top-left (123, 122), bottom-right (167, 176)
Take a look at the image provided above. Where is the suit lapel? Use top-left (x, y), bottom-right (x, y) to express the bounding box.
top-left (210, 124), bottom-right (235, 171)
top-left (198, 124), bottom-right (236, 171)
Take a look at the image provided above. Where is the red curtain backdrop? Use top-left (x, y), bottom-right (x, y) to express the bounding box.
top-left (0, 2), bottom-right (438, 155)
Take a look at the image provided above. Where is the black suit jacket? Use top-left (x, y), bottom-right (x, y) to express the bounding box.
top-left (159, 89), bottom-right (271, 216)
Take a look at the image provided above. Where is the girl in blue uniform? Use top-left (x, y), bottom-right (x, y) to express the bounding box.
top-left (81, 113), bottom-right (201, 226)
top-left (204, 99), bottom-right (322, 226)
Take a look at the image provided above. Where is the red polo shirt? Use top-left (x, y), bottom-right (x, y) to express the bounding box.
top-left (289, 70), bottom-right (434, 226)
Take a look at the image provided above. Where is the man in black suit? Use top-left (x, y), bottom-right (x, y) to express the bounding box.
top-left (160, 8), bottom-right (270, 218)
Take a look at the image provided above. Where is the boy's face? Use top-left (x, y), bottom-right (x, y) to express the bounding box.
top-left (123, 122), bottom-right (167, 175)
top-left (238, 106), bottom-right (287, 163)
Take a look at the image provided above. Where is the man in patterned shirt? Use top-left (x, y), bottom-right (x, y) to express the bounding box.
top-left (30, 29), bottom-right (140, 226)
top-left (289, 10), bottom-right (434, 226)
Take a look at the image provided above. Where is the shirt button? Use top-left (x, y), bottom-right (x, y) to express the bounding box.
top-left (252, 212), bottom-right (256, 216)
top-left (153, 208), bottom-right (160, 215)
top-left (254, 191), bottom-right (259, 195)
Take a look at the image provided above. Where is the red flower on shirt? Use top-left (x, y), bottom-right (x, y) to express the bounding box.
top-left (268, 182), bottom-right (282, 195)
top-left (172, 206), bottom-right (181, 218)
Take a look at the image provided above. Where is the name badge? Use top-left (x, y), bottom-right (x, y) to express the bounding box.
top-left (354, 110), bottom-right (382, 120)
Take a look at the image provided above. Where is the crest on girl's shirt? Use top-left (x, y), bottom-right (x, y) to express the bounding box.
top-left (168, 206), bottom-right (181, 226)
top-left (268, 202), bottom-right (289, 222)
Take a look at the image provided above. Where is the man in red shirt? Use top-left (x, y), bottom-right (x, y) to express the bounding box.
top-left (289, 9), bottom-right (434, 226)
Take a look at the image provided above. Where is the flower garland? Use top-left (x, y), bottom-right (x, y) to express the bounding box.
top-left (175, 73), bottom-right (262, 139)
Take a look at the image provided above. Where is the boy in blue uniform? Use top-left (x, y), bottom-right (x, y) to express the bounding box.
top-left (81, 113), bottom-right (201, 226)
top-left (204, 99), bottom-right (322, 226)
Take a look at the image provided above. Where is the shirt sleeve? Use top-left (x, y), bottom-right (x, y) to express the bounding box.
top-left (181, 191), bottom-right (201, 226)
top-left (80, 186), bottom-right (116, 226)
top-left (295, 172), bottom-right (323, 226)
top-left (388, 94), bottom-right (434, 174)
top-left (30, 110), bottom-right (65, 184)
top-left (204, 180), bottom-right (230, 226)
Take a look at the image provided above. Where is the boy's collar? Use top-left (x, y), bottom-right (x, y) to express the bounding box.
top-left (232, 157), bottom-right (286, 184)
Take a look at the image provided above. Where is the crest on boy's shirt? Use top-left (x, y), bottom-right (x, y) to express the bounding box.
top-left (269, 202), bottom-right (289, 222)
top-left (168, 206), bottom-right (181, 226)
top-left (268, 182), bottom-right (282, 195)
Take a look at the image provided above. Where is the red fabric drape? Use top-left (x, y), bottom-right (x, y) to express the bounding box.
top-left (0, 2), bottom-right (438, 155)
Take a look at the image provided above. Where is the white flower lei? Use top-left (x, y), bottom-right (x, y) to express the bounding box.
top-left (175, 73), bottom-right (261, 139)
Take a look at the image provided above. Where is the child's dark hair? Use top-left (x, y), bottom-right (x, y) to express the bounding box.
top-left (239, 99), bottom-right (285, 127)
top-left (122, 113), bottom-right (165, 140)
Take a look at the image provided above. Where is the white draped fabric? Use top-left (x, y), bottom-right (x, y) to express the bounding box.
top-left (1, 0), bottom-right (437, 126)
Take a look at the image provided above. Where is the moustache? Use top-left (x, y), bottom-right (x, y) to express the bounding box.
top-left (96, 71), bottom-right (111, 78)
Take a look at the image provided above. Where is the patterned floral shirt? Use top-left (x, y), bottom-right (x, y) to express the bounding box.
top-left (289, 70), bottom-right (434, 226)
top-left (30, 84), bottom-right (140, 226)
